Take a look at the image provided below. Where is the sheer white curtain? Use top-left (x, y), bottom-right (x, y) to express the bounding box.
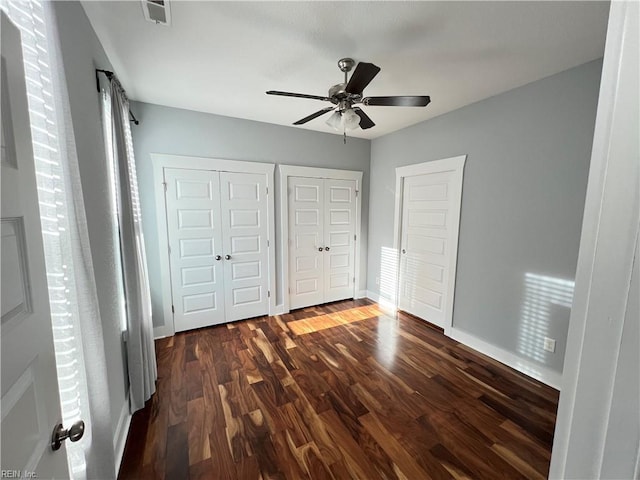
top-left (103, 77), bottom-right (157, 413)
top-left (2, 1), bottom-right (115, 478)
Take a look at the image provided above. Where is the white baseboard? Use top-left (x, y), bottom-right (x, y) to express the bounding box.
top-left (271, 304), bottom-right (287, 315)
top-left (355, 290), bottom-right (368, 299)
top-left (449, 327), bottom-right (562, 390)
top-left (113, 396), bottom-right (132, 475)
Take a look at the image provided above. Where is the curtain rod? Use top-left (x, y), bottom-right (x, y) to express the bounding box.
top-left (95, 69), bottom-right (140, 125)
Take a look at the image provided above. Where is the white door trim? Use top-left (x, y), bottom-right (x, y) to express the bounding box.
top-left (549, 1), bottom-right (640, 477)
top-left (392, 155), bottom-right (466, 335)
top-left (279, 165), bottom-right (363, 313)
top-left (152, 153), bottom-right (276, 337)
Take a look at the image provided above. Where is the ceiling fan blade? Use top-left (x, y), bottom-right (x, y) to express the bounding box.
top-left (345, 62), bottom-right (381, 95)
top-left (267, 90), bottom-right (332, 102)
top-left (293, 107), bottom-right (335, 125)
top-left (362, 96), bottom-right (431, 107)
top-left (353, 107), bottom-right (375, 130)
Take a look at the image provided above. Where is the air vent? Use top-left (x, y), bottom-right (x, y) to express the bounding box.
top-left (141, 0), bottom-right (171, 26)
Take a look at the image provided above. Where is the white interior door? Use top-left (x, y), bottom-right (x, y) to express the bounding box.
top-left (165, 168), bottom-right (225, 331)
top-left (399, 171), bottom-right (457, 328)
top-left (219, 172), bottom-right (269, 321)
top-left (324, 179), bottom-right (356, 302)
top-left (1, 12), bottom-right (69, 477)
top-left (288, 177), bottom-right (325, 309)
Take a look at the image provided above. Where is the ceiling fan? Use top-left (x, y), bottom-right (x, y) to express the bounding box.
top-left (266, 58), bottom-right (430, 137)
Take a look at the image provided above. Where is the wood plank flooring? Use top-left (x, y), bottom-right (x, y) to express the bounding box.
top-left (118, 299), bottom-right (559, 479)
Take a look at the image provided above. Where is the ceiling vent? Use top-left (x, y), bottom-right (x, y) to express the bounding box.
top-left (141, 0), bottom-right (171, 26)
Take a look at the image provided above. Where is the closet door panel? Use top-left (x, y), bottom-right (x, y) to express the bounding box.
top-left (220, 172), bottom-right (269, 321)
top-left (165, 168), bottom-right (225, 331)
top-left (324, 179), bottom-right (356, 302)
top-left (288, 177), bottom-right (324, 310)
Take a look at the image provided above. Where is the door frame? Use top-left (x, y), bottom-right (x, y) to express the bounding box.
top-left (152, 153), bottom-right (276, 338)
top-left (279, 165), bottom-right (364, 314)
top-left (393, 155), bottom-right (466, 335)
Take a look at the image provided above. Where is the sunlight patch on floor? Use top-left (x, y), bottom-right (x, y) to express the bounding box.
top-left (288, 305), bottom-right (384, 335)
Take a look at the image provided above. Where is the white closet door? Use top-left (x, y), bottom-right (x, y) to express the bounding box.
top-left (398, 171), bottom-right (455, 328)
top-left (289, 177), bottom-right (325, 309)
top-left (324, 179), bottom-right (356, 302)
top-left (220, 172), bottom-right (269, 321)
top-left (165, 168), bottom-right (225, 331)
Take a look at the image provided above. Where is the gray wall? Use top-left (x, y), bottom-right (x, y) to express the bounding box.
top-left (368, 60), bottom-right (602, 374)
top-left (53, 0), bottom-right (128, 447)
top-left (129, 102), bottom-right (371, 329)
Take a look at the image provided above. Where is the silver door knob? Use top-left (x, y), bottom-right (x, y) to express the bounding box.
top-left (325, 247), bottom-right (330, 251)
top-left (225, 255), bottom-right (231, 260)
top-left (402, 249), bottom-right (406, 254)
top-left (51, 420), bottom-right (85, 451)
top-left (318, 247), bottom-right (323, 252)
top-left (215, 255), bottom-right (222, 261)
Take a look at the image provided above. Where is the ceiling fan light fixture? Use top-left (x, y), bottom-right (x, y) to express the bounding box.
top-left (342, 108), bottom-right (361, 130)
top-left (326, 111), bottom-right (342, 130)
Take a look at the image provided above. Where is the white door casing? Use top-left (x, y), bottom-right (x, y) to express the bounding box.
top-left (288, 176), bottom-right (357, 310)
top-left (164, 168), bottom-right (226, 331)
top-left (1, 12), bottom-right (69, 477)
top-left (220, 172), bottom-right (270, 321)
top-left (288, 177), bottom-right (325, 309)
top-left (394, 156), bottom-right (466, 332)
top-left (324, 179), bottom-right (357, 303)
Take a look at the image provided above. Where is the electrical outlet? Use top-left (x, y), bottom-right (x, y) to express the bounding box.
top-left (375, 276), bottom-right (380, 286)
top-left (543, 337), bottom-right (556, 353)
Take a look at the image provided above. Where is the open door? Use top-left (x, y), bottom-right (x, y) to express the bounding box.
top-left (1, 12), bottom-right (74, 477)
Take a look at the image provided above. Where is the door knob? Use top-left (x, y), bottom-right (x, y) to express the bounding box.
top-left (51, 420), bottom-right (85, 451)
top-left (215, 255), bottom-right (222, 261)
top-left (402, 249), bottom-right (406, 254)
top-left (325, 247), bottom-right (330, 251)
top-left (225, 255), bottom-right (231, 260)
top-left (318, 247), bottom-right (323, 252)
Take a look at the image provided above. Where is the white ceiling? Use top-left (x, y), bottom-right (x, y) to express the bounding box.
top-left (81, 1), bottom-right (609, 139)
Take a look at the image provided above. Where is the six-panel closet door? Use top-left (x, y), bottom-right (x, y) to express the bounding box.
top-left (288, 176), bottom-right (356, 310)
top-left (164, 168), bottom-right (269, 332)
top-left (398, 171), bottom-right (457, 329)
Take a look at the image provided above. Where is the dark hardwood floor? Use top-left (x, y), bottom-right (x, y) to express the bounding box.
top-left (118, 299), bottom-right (559, 479)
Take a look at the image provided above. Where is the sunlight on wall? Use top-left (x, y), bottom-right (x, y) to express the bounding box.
top-left (517, 272), bottom-right (574, 367)
top-left (379, 246), bottom-right (400, 311)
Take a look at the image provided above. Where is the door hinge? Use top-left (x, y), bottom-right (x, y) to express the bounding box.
top-left (288, 287), bottom-right (290, 294)
top-left (266, 186), bottom-right (269, 195)
top-left (171, 305), bottom-right (175, 314)
top-left (168, 245), bottom-right (171, 255)
top-left (163, 181), bottom-right (167, 192)
top-left (268, 290), bottom-right (271, 298)
top-left (353, 277), bottom-right (355, 283)
top-left (355, 190), bottom-right (359, 197)
top-left (267, 240), bottom-right (270, 247)
top-left (354, 234), bottom-right (357, 241)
